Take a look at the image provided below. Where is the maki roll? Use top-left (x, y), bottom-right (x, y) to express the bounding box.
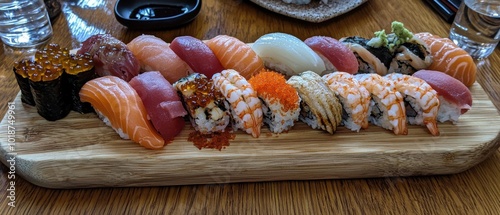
top-left (248, 69), bottom-right (301, 133)
top-left (13, 59), bottom-right (37, 106)
top-left (355, 74), bottom-right (407, 135)
top-left (340, 36), bottom-right (393, 75)
top-left (29, 61), bottom-right (71, 121)
top-left (174, 73), bottom-right (231, 134)
top-left (63, 53), bottom-right (96, 113)
top-left (286, 71), bottom-right (342, 134)
top-left (387, 22), bottom-right (432, 74)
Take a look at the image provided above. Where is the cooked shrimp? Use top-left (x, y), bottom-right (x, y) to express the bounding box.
top-left (355, 73), bottom-right (408, 135)
top-left (212, 69), bottom-right (263, 137)
top-left (385, 73), bottom-right (440, 136)
top-left (323, 72), bottom-right (371, 131)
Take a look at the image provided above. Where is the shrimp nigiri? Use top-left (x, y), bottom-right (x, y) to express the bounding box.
top-left (212, 69), bottom-right (263, 137)
top-left (79, 76), bottom-right (165, 149)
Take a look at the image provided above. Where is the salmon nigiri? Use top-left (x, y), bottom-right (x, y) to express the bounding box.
top-left (80, 76), bottom-right (165, 149)
top-left (127, 35), bottom-right (193, 83)
top-left (414, 32), bottom-right (476, 87)
top-left (205, 35), bottom-right (264, 79)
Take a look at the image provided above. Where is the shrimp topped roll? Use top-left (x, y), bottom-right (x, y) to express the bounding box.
top-left (355, 74), bottom-right (408, 135)
top-left (323, 72), bottom-right (371, 132)
top-left (385, 73), bottom-right (440, 136)
top-left (287, 71), bottom-right (342, 134)
top-left (212, 69), bottom-right (263, 137)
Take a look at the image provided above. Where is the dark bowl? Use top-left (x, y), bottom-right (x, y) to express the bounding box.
top-left (114, 0), bottom-right (202, 30)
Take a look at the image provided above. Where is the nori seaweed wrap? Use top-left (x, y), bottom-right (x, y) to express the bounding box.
top-left (64, 54), bottom-right (96, 113)
top-left (340, 36), bottom-right (393, 75)
top-left (13, 59), bottom-right (36, 106)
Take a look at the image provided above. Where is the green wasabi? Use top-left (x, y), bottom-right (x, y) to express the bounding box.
top-left (366, 30), bottom-right (388, 48)
top-left (389, 21), bottom-right (414, 50)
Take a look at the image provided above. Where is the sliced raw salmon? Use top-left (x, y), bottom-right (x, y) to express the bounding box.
top-left (415, 32), bottom-right (476, 87)
top-left (205, 35), bottom-right (264, 79)
top-left (79, 76), bottom-right (165, 149)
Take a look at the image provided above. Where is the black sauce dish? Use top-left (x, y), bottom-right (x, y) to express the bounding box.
top-left (114, 0), bottom-right (202, 30)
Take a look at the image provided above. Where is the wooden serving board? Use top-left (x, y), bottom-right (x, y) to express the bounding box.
top-left (1, 83), bottom-right (500, 189)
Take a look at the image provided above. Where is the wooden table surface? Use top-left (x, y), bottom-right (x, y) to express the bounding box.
top-left (1, 0), bottom-right (500, 214)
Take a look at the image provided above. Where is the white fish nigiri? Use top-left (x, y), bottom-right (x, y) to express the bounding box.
top-left (251, 32), bottom-right (326, 77)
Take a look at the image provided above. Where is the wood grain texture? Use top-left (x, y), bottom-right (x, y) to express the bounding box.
top-left (1, 0), bottom-right (500, 214)
top-left (0, 83), bottom-right (499, 189)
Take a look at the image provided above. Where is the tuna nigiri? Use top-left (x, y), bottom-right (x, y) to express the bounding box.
top-left (304, 36), bottom-right (359, 74)
top-left (127, 35), bottom-right (193, 83)
top-left (129, 71), bottom-right (187, 142)
top-left (206, 35), bottom-right (264, 79)
top-left (414, 32), bottom-right (477, 87)
top-left (79, 76), bottom-right (165, 149)
top-left (170, 36), bottom-right (224, 78)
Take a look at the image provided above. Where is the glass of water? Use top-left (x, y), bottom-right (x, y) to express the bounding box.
top-left (0, 0), bottom-right (53, 53)
top-left (449, 0), bottom-right (500, 59)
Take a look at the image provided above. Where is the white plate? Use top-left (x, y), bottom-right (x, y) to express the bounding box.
top-left (249, 0), bottom-right (368, 23)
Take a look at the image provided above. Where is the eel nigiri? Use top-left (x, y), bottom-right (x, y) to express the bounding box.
top-left (252, 33), bottom-right (326, 77)
top-left (206, 35), bottom-right (264, 79)
top-left (414, 32), bottom-right (476, 87)
top-left (385, 73), bottom-right (440, 135)
top-left (130, 71), bottom-right (187, 142)
top-left (355, 73), bottom-right (408, 135)
top-left (170, 36), bottom-right (224, 78)
top-left (79, 76), bottom-right (165, 149)
top-left (304, 36), bottom-right (359, 74)
top-left (323, 72), bottom-right (371, 132)
top-left (287, 71), bottom-right (342, 134)
top-left (212, 69), bottom-right (263, 137)
top-left (127, 34), bottom-right (193, 83)
top-left (248, 69), bottom-right (301, 133)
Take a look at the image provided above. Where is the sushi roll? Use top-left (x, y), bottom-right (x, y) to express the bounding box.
top-left (385, 73), bottom-right (440, 135)
top-left (304, 36), bottom-right (359, 74)
top-left (248, 69), bottom-right (301, 133)
top-left (13, 59), bottom-right (37, 106)
top-left (387, 22), bottom-right (432, 75)
top-left (63, 53), bottom-right (96, 113)
top-left (28, 60), bottom-right (71, 121)
top-left (206, 35), bottom-right (264, 79)
top-left (212, 69), bottom-right (263, 137)
top-left (413, 70), bottom-right (473, 124)
top-left (340, 36), bottom-right (393, 75)
top-left (286, 71), bottom-right (342, 134)
top-left (174, 73), bottom-right (231, 134)
top-left (80, 76), bottom-right (165, 149)
top-left (322, 72), bottom-right (371, 132)
top-left (355, 74), bottom-right (407, 135)
top-left (251, 32), bottom-right (326, 77)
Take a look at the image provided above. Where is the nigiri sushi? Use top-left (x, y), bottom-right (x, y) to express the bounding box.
top-left (385, 73), bottom-right (440, 135)
top-left (287, 71), bottom-right (342, 134)
top-left (304, 36), bottom-right (359, 74)
top-left (127, 35), bottom-right (193, 83)
top-left (78, 34), bottom-right (140, 82)
top-left (129, 71), bottom-right (187, 142)
top-left (174, 73), bottom-right (231, 134)
top-left (79, 76), bottom-right (165, 149)
top-left (248, 69), bottom-right (301, 133)
top-left (323, 72), bottom-right (370, 132)
top-left (206, 35), bottom-right (264, 79)
top-left (170, 36), bottom-right (224, 78)
top-left (415, 32), bottom-right (476, 87)
top-left (251, 33), bottom-right (326, 77)
top-left (413, 70), bottom-right (473, 124)
top-left (355, 73), bottom-right (407, 135)
top-left (212, 69), bottom-right (263, 137)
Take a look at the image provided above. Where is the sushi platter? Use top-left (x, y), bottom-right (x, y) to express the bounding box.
top-left (249, 0), bottom-right (368, 23)
top-left (0, 82), bottom-right (499, 189)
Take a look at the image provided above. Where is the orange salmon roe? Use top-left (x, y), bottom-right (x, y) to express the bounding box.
top-left (248, 69), bottom-right (299, 112)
